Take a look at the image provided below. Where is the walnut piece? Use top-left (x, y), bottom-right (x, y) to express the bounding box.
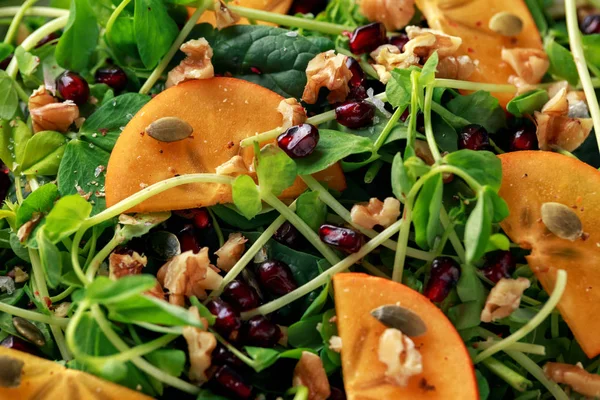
top-left (53, 302), bottom-right (70, 318)
top-left (405, 26), bottom-right (462, 59)
top-left (351, 197), bottom-right (401, 229)
top-left (157, 248), bottom-right (223, 306)
top-left (215, 233), bottom-right (247, 272)
top-left (215, 155), bottom-right (248, 176)
top-left (292, 351), bottom-right (331, 400)
top-left (183, 306), bottom-right (217, 383)
top-left (166, 38), bottom-right (215, 88)
top-left (11, 267), bottom-right (28, 284)
top-left (329, 335), bottom-right (342, 353)
top-left (108, 251), bottom-right (148, 279)
top-left (541, 87), bottom-right (569, 116)
top-left (278, 98), bottom-right (307, 130)
top-left (436, 55), bottom-right (476, 80)
top-left (480, 277), bottom-right (530, 323)
top-left (360, 0), bottom-right (415, 31)
top-left (544, 362), bottom-right (600, 398)
top-left (378, 328), bottom-right (423, 386)
top-left (16, 213), bottom-right (42, 243)
top-left (30, 100), bottom-right (79, 134)
top-left (28, 86), bottom-right (56, 110)
top-left (214, 0), bottom-right (240, 30)
top-left (302, 51), bottom-right (352, 104)
top-left (501, 47), bottom-right (549, 84)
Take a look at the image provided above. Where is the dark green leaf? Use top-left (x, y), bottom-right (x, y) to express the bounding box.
top-left (412, 174), bottom-right (443, 250)
top-left (16, 183), bottom-right (59, 227)
top-left (134, 0), bottom-right (179, 69)
top-left (446, 91), bottom-right (506, 133)
top-left (524, 0), bottom-right (548, 35)
top-left (582, 34), bottom-right (600, 69)
top-left (190, 296), bottom-right (217, 325)
top-left (288, 314), bottom-right (323, 348)
top-left (545, 38), bottom-right (579, 86)
top-left (244, 347), bottom-right (280, 372)
top-left (476, 370), bottom-right (491, 400)
top-left (196, 389), bottom-right (230, 400)
top-left (506, 90), bottom-right (549, 117)
top-left (43, 194), bottom-right (92, 243)
top-left (106, 9), bottom-right (139, 65)
top-left (432, 114), bottom-right (458, 152)
top-left (10, 233), bottom-right (30, 262)
top-left (464, 189), bottom-right (494, 264)
top-left (86, 275), bottom-right (158, 304)
top-left (232, 175), bottom-right (262, 220)
top-left (0, 288), bottom-right (24, 306)
top-left (296, 191), bottom-right (327, 232)
top-left (391, 152), bottom-right (413, 200)
top-left (257, 144), bottom-right (297, 196)
top-left (211, 204), bottom-right (277, 230)
top-left (0, 119), bottom-right (32, 172)
top-left (145, 349), bottom-right (186, 378)
top-left (0, 43), bottom-right (13, 62)
top-left (0, 71), bottom-right (19, 120)
top-left (55, 0), bottom-right (99, 72)
top-left (443, 150), bottom-right (502, 191)
top-left (20, 131), bottom-right (67, 175)
top-left (301, 280), bottom-right (330, 320)
top-left (448, 301), bottom-right (484, 330)
top-left (487, 188), bottom-right (509, 223)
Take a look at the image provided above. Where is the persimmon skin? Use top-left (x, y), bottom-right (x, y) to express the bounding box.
top-left (415, 0), bottom-right (544, 106)
top-left (190, 0), bottom-right (293, 26)
top-left (333, 273), bottom-right (478, 400)
top-left (499, 151), bottom-right (600, 358)
top-left (0, 346), bottom-right (152, 399)
top-left (105, 78), bottom-right (346, 213)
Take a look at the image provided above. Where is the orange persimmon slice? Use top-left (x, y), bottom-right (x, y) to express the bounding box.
top-left (0, 346), bottom-right (152, 399)
top-left (499, 151), bottom-right (600, 357)
top-left (415, 0), bottom-right (544, 106)
top-left (191, 0), bottom-right (293, 26)
top-left (334, 273), bottom-right (478, 400)
top-left (105, 78), bottom-right (346, 213)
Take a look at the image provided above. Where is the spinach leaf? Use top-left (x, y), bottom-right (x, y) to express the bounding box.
top-left (545, 38), bottom-right (579, 86)
top-left (506, 89), bottom-right (549, 117)
top-left (0, 44), bottom-right (13, 62)
top-left (16, 183), bottom-right (59, 227)
top-left (79, 93), bottom-right (149, 151)
top-left (20, 130), bottom-right (67, 176)
top-left (86, 275), bottom-right (158, 305)
top-left (36, 229), bottom-right (63, 289)
top-left (464, 188), bottom-right (494, 264)
top-left (55, 0), bottom-right (99, 72)
top-left (43, 194), bottom-right (92, 244)
top-left (296, 191), bottom-right (327, 232)
top-left (190, 24), bottom-right (334, 98)
top-left (134, 0), bottom-right (179, 69)
top-left (443, 150), bottom-right (502, 191)
top-left (288, 314), bottom-right (322, 348)
top-left (412, 174), bottom-right (443, 250)
top-left (446, 91), bottom-right (506, 133)
top-left (232, 175), bottom-right (262, 220)
top-left (0, 119), bottom-right (32, 172)
top-left (211, 204), bottom-right (277, 230)
top-left (295, 129), bottom-right (373, 175)
top-left (257, 144), bottom-right (297, 196)
top-left (0, 71), bottom-right (19, 120)
top-left (301, 280), bottom-right (330, 320)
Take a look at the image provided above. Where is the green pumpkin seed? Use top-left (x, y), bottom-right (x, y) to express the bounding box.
top-left (370, 304), bottom-right (427, 337)
top-left (541, 202), bottom-right (583, 241)
top-left (146, 231), bottom-right (181, 260)
top-left (0, 356), bottom-right (24, 388)
top-left (145, 117), bottom-right (193, 143)
top-left (489, 12), bottom-right (524, 37)
top-left (12, 317), bottom-right (46, 347)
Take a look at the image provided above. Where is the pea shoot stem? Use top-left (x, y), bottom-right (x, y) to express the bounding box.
top-left (481, 356), bottom-right (532, 391)
top-left (505, 351), bottom-right (569, 400)
top-left (49, 286), bottom-right (75, 303)
top-left (0, 300), bottom-right (69, 327)
top-left (105, 0), bottom-right (132, 48)
top-left (85, 228), bottom-right (123, 281)
top-left (474, 341), bottom-right (546, 356)
top-left (0, 6), bottom-right (67, 19)
top-left (4, 0), bottom-right (38, 45)
top-left (433, 79), bottom-right (517, 93)
top-left (423, 85), bottom-right (442, 162)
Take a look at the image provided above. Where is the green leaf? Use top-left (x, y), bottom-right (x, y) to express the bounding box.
top-left (106, 9), bottom-right (139, 65)
top-left (412, 174), bottom-right (443, 250)
top-left (36, 228), bottom-right (63, 289)
top-left (443, 150), bottom-right (502, 191)
top-left (446, 91), bottom-right (506, 133)
top-left (16, 183), bottom-right (59, 227)
top-left (506, 90), bottom-right (549, 117)
top-left (196, 389), bottom-right (230, 400)
top-left (315, 0), bottom-right (369, 27)
top-left (296, 191), bottom-right (327, 232)
top-left (487, 188), bottom-right (509, 223)
top-left (464, 189), bottom-right (494, 264)
top-left (391, 152), bottom-right (413, 200)
top-left (0, 71), bottom-right (19, 120)
top-left (232, 175), bottom-right (262, 220)
top-left (145, 349), bottom-right (186, 378)
top-left (86, 275), bottom-right (158, 305)
top-left (419, 51), bottom-right (439, 86)
top-left (288, 314), bottom-right (323, 349)
top-left (245, 347), bottom-right (280, 372)
top-left (257, 144), bottom-right (297, 196)
top-left (20, 130), bottom-right (67, 175)
top-left (295, 129), bottom-right (373, 175)
top-left (386, 68), bottom-right (413, 109)
top-left (43, 194), bottom-right (92, 244)
top-left (582, 34), bottom-right (600, 69)
top-left (432, 114), bottom-right (458, 152)
top-left (118, 212), bottom-right (171, 241)
top-left (0, 119), bottom-right (32, 172)
top-left (190, 296), bottom-right (217, 325)
top-left (14, 47), bottom-right (39, 77)
top-left (211, 204), bottom-right (277, 230)
top-left (108, 294), bottom-right (206, 328)
top-left (0, 43), bottom-right (13, 62)
top-left (476, 370), bottom-right (491, 400)
top-left (134, 0), bottom-right (179, 69)
top-left (10, 233), bottom-right (30, 262)
top-left (301, 280), bottom-right (330, 320)
top-left (545, 38), bottom-right (579, 86)
top-left (55, 0), bottom-right (99, 72)
top-left (485, 233), bottom-right (511, 252)
top-left (524, 0), bottom-right (548, 35)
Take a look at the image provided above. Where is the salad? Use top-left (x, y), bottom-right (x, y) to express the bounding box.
top-left (0, 0), bottom-right (599, 398)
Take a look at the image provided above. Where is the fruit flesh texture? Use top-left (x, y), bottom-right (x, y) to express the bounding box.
top-left (0, 346), bottom-right (152, 399)
top-left (333, 273), bottom-right (478, 400)
top-left (191, 0), bottom-right (293, 26)
top-left (499, 151), bottom-right (600, 357)
top-left (105, 78), bottom-right (346, 213)
top-left (415, 0), bottom-right (544, 106)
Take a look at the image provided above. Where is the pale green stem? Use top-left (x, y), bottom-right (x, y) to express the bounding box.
top-left (0, 301), bottom-right (69, 327)
top-left (90, 305), bottom-right (201, 394)
top-left (439, 207), bottom-right (466, 263)
top-left (210, 329), bottom-right (258, 369)
top-left (27, 176), bottom-right (39, 191)
top-left (434, 79), bottom-right (517, 93)
top-left (373, 106), bottom-right (404, 151)
top-left (307, 110), bottom-right (337, 125)
top-left (4, 0), bottom-right (38, 45)
top-left (262, 192), bottom-right (341, 266)
top-left (475, 341), bottom-right (546, 356)
top-left (134, 322), bottom-right (184, 335)
top-left (565, 0), bottom-right (600, 156)
top-left (49, 286), bottom-right (75, 303)
top-left (14, 176), bottom-right (23, 204)
top-left (71, 228), bottom-right (89, 286)
top-left (289, 386), bottom-right (309, 400)
top-left (474, 270), bottom-right (567, 363)
top-left (481, 357), bottom-right (532, 391)
top-left (139, 1), bottom-right (210, 94)
top-left (208, 208), bottom-right (225, 247)
top-left (6, 16), bottom-right (69, 79)
top-left (505, 350), bottom-right (570, 400)
top-left (105, 0), bottom-right (132, 42)
top-left (392, 205), bottom-right (412, 282)
top-left (0, 6), bottom-right (67, 18)
top-left (423, 85), bottom-right (442, 161)
top-left (241, 218), bottom-right (403, 319)
top-left (85, 229), bottom-right (123, 281)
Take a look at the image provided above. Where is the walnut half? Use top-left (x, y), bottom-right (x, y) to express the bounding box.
top-left (480, 277), bottom-right (530, 323)
top-left (350, 197), bottom-right (401, 229)
top-left (183, 306), bottom-right (217, 383)
top-left (302, 51), bottom-right (352, 105)
top-left (292, 351), bottom-right (331, 400)
top-left (166, 38), bottom-right (215, 88)
top-left (544, 362), bottom-right (600, 398)
top-left (214, 233), bottom-right (248, 272)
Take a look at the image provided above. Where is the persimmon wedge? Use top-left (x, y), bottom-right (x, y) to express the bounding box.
top-left (190, 0), bottom-right (293, 26)
top-left (105, 78), bottom-right (345, 213)
top-left (499, 151), bottom-right (600, 358)
top-left (0, 347), bottom-right (152, 399)
top-left (415, 0), bottom-right (544, 106)
top-left (333, 273), bottom-right (478, 400)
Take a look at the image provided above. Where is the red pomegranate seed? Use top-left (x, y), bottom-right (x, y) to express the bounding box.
top-left (291, 0), bottom-right (327, 14)
top-left (213, 365), bottom-right (253, 399)
top-left (389, 33), bottom-right (409, 52)
top-left (277, 124), bottom-right (319, 158)
top-left (273, 221), bottom-right (301, 249)
top-left (509, 126), bottom-right (538, 151)
top-left (319, 224), bottom-right (363, 253)
top-left (256, 260), bottom-right (298, 297)
top-left (192, 208), bottom-right (211, 229)
top-left (335, 101), bottom-right (375, 129)
top-left (95, 67), bottom-right (128, 92)
top-left (346, 57), bottom-right (365, 88)
top-left (582, 15), bottom-right (600, 34)
top-left (35, 32), bottom-right (59, 48)
top-left (206, 299), bottom-right (242, 340)
top-left (482, 251), bottom-right (516, 283)
top-left (0, 165), bottom-right (10, 202)
top-left (240, 315), bottom-right (281, 348)
top-left (56, 71), bottom-right (90, 105)
top-left (212, 343), bottom-right (244, 368)
top-left (423, 257), bottom-right (461, 302)
top-left (347, 85), bottom-right (368, 102)
top-left (222, 280), bottom-right (261, 311)
top-left (178, 225), bottom-right (201, 253)
top-left (329, 387), bottom-right (347, 400)
top-left (349, 23), bottom-right (387, 55)
top-left (458, 124), bottom-right (490, 151)
top-left (1, 335), bottom-right (38, 355)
